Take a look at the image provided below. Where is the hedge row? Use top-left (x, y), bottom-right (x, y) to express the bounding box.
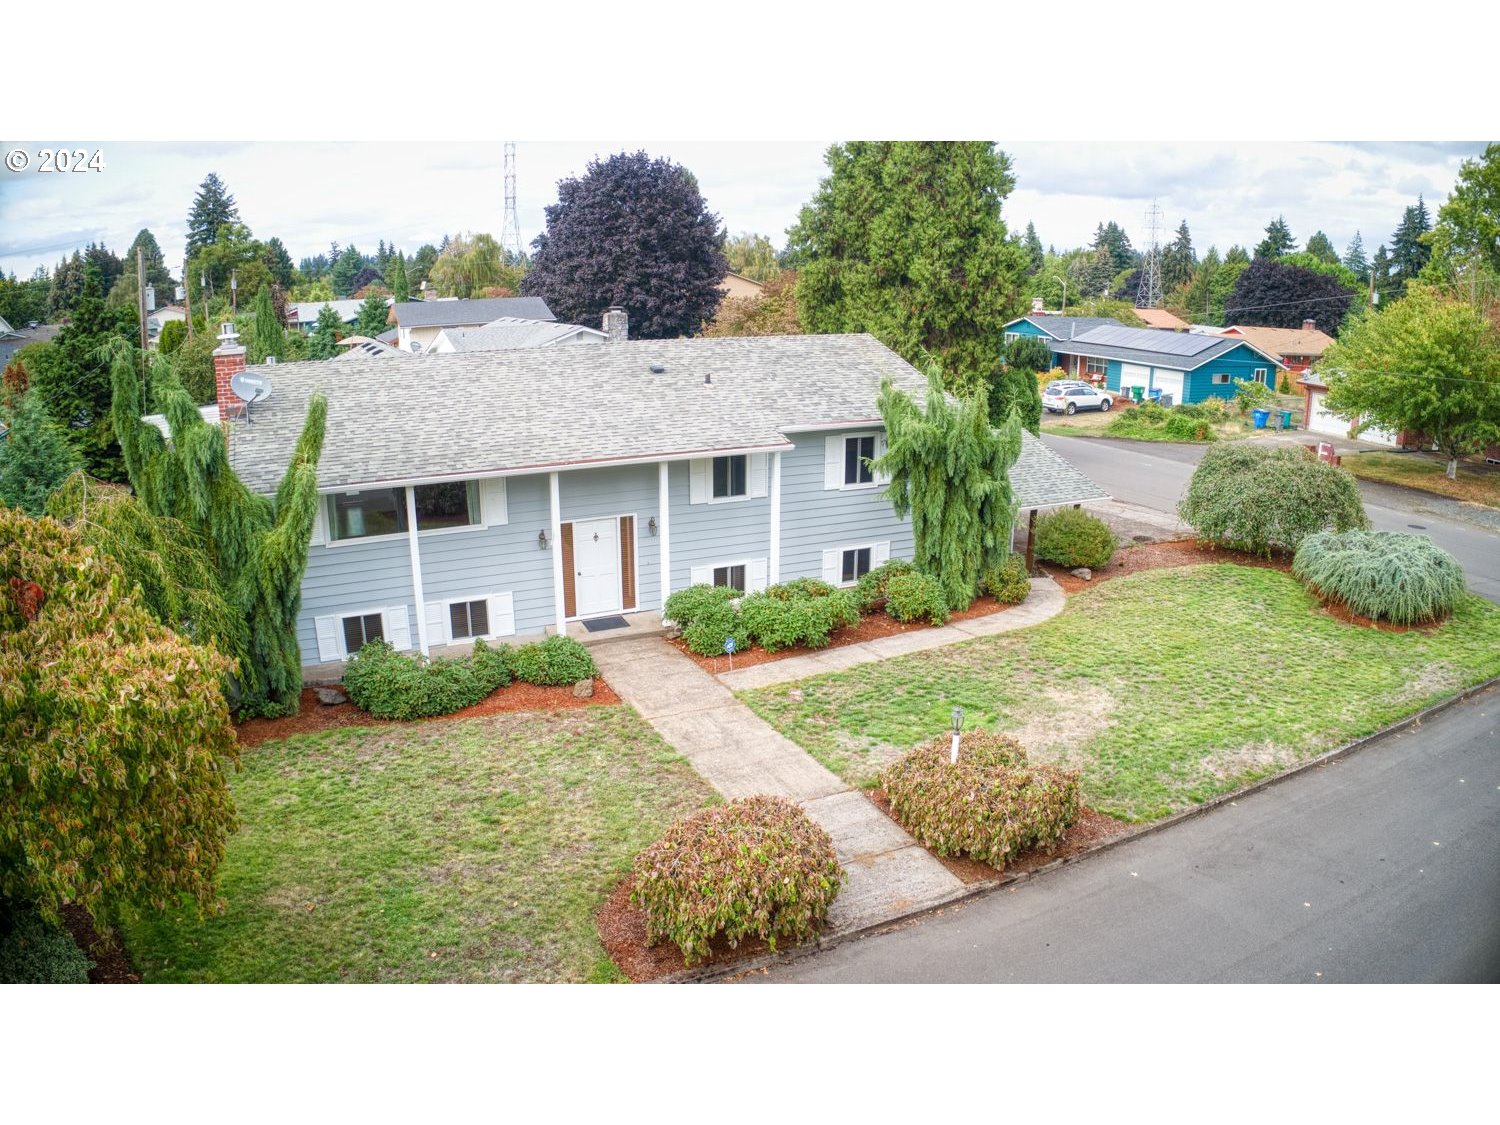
top-left (342, 634), bottom-right (596, 720)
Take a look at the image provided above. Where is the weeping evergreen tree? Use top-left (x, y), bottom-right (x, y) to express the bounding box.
top-left (246, 283), bottom-right (286, 364)
top-left (45, 472), bottom-right (249, 687)
top-left (109, 344), bottom-right (326, 716)
top-left (874, 365), bottom-right (1021, 611)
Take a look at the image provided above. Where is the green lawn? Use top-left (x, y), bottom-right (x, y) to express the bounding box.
top-left (1341, 451), bottom-right (1500, 509)
top-left (738, 565), bottom-right (1500, 822)
top-left (121, 707), bottom-right (714, 982)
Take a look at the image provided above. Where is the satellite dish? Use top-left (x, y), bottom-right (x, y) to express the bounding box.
top-left (231, 370), bottom-right (272, 404)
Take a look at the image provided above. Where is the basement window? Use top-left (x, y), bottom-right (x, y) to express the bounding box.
top-left (448, 599), bottom-right (490, 640)
top-left (341, 612), bottom-right (384, 655)
top-left (841, 547), bottom-right (873, 584)
top-left (712, 564), bottom-right (747, 593)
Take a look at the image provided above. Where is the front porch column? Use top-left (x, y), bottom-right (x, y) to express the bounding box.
top-left (405, 486), bottom-right (429, 656)
top-left (658, 460), bottom-right (671, 606)
top-left (549, 471), bottom-right (566, 636)
top-left (768, 451), bottom-right (782, 585)
top-left (1024, 509), bottom-right (1038, 573)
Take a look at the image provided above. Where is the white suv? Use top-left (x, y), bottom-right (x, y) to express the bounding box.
top-left (1042, 384), bottom-right (1114, 415)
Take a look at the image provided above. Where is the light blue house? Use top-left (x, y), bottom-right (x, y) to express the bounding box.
top-left (1048, 325), bottom-right (1286, 405)
top-left (209, 319), bottom-right (1106, 674)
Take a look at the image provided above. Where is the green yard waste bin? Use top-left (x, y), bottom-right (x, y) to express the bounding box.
top-left (1280, 409), bottom-right (1294, 429)
top-left (1130, 386), bottom-right (1144, 403)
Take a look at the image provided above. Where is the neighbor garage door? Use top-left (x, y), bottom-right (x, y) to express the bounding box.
top-left (1120, 363), bottom-right (1151, 392)
top-left (1308, 390), bottom-right (1397, 447)
top-left (1150, 369), bottom-right (1184, 404)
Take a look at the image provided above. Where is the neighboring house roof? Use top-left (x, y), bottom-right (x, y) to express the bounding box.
top-left (0, 314), bottom-right (17, 338)
top-left (0, 323), bottom-right (62, 367)
top-left (289, 300), bottom-right (365, 325)
top-left (336, 335), bottom-right (406, 359)
top-left (143, 403), bottom-right (222, 441)
top-left (391, 296), bottom-right (556, 328)
top-left (1218, 323), bottom-right (1335, 358)
top-left (376, 327), bottom-right (400, 346)
top-left (1133, 308), bottom-right (1188, 330)
top-left (1012, 431), bottom-right (1110, 510)
top-left (1050, 324), bottom-right (1287, 371)
top-left (1003, 315), bottom-right (1125, 341)
top-left (433, 317), bottom-right (608, 353)
top-left (719, 272), bottom-right (766, 300)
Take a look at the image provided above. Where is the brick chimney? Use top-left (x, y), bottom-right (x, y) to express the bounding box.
top-left (213, 321), bottom-right (246, 421)
top-left (1301, 319), bottom-right (1317, 332)
top-left (602, 306), bottom-right (628, 343)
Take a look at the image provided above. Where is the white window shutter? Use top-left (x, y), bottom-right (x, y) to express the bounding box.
top-left (821, 549), bottom-right (840, 585)
top-left (314, 615), bottom-right (341, 662)
top-left (824, 436), bottom-right (844, 490)
top-left (487, 592), bottom-right (516, 637)
top-left (748, 453), bottom-right (768, 498)
top-left (747, 558), bottom-right (768, 593)
top-left (480, 477), bottom-right (508, 526)
top-left (690, 565), bottom-right (712, 587)
top-left (425, 601), bottom-right (448, 646)
top-left (689, 459), bottom-right (710, 505)
top-left (385, 605), bottom-right (412, 650)
top-left (873, 541), bottom-right (891, 567)
top-left (309, 498), bottom-right (327, 546)
top-left (873, 434), bottom-right (891, 485)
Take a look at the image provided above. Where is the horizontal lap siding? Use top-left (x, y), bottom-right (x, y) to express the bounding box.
top-left (779, 430), bottom-right (913, 580)
top-left (560, 465), bottom-right (660, 612)
top-left (417, 474), bottom-right (555, 635)
top-left (1187, 345), bottom-right (1278, 403)
top-left (296, 533), bottom-right (414, 660)
top-left (668, 459), bottom-right (771, 593)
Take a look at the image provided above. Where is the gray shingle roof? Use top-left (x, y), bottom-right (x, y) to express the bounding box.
top-left (437, 318), bottom-right (606, 352)
top-left (392, 297), bottom-right (555, 328)
top-left (1049, 324), bottom-right (1285, 371)
top-left (1007, 315), bottom-right (1124, 340)
top-left (1012, 431), bottom-right (1110, 510)
top-left (0, 324), bottom-right (62, 367)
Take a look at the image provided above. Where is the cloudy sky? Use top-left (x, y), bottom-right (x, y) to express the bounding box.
top-left (0, 140), bottom-right (1484, 284)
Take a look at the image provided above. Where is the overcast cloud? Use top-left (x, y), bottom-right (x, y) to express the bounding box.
top-left (0, 140), bottom-right (1485, 281)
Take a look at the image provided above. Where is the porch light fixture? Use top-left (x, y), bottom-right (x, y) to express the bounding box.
top-left (537, 530), bottom-right (549, 550)
top-left (950, 706), bottom-right (964, 764)
top-left (648, 517), bottom-right (658, 536)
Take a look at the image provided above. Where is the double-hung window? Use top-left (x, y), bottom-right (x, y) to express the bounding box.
top-left (712, 564), bottom-right (747, 592)
top-left (844, 434), bottom-right (876, 487)
top-left (448, 598), bottom-right (490, 640)
top-left (341, 612), bottom-right (384, 654)
top-left (1253, 368), bottom-right (1268, 384)
top-left (712, 455), bottom-right (747, 500)
top-left (841, 546), bottom-right (873, 584)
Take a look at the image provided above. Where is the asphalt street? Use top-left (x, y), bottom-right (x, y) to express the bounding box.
top-left (1040, 434), bottom-right (1500, 603)
top-left (756, 684), bottom-right (1500, 983)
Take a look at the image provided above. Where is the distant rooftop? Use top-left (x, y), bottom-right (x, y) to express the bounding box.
top-left (391, 296), bottom-right (555, 328)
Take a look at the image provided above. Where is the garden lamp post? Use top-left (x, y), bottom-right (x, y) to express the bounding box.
top-left (950, 706), bottom-right (964, 764)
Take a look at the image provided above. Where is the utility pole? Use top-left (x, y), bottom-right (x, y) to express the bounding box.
top-left (184, 258), bottom-right (194, 338)
top-left (136, 248), bottom-right (149, 398)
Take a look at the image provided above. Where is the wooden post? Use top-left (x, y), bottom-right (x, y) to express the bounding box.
top-left (1024, 509), bottom-right (1038, 573)
top-left (184, 258), bottom-right (193, 339)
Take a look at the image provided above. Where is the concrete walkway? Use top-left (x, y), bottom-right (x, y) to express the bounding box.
top-left (717, 576), bottom-right (1065, 692)
top-left (590, 636), bottom-right (968, 935)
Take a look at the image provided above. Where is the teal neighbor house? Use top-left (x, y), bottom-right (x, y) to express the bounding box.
top-left (201, 317), bottom-right (1107, 677)
top-left (1003, 316), bottom-right (1286, 405)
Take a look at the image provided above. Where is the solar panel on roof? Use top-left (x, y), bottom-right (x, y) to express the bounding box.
top-left (1072, 325), bottom-right (1222, 356)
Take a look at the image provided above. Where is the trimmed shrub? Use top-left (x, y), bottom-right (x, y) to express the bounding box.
top-left (0, 908), bottom-right (92, 983)
top-left (663, 583), bottom-right (738, 629)
top-left (879, 732), bottom-right (1081, 869)
top-left (1033, 508), bottom-right (1117, 569)
top-left (510, 635), bottom-right (596, 686)
top-left (740, 586), bottom-right (859, 652)
top-left (982, 554), bottom-right (1031, 604)
top-left (342, 637), bottom-right (514, 720)
top-left (884, 571), bottom-right (950, 625)
top-left (1232, 376), bottom-right (1278, 415)
top-left (1178, 443), bottom-right (1369, 556)
top-left (1293, 530), bottom-right (1466, 625)
top-left (630, 795), bottom-right (843, 965)
top-left (681, 603), bottom-right (750, 657)
top-left (854, 558), bottom-right (916, 612)
top-left (1106, 402), bottom-right (1218, 442)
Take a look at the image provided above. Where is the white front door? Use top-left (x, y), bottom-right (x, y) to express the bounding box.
top-left (572, 517), bottom-right (619, 617)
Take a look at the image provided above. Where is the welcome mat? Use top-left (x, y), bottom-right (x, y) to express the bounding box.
top-left (581, 615), bottom-right (630, 632)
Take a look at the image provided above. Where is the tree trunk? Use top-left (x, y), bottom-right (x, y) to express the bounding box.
top-left (1446, 457), bottom-right (1459, 480)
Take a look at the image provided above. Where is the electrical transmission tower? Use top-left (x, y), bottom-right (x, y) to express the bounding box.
top-left (502, 142), bottom-right (523, 261)
top-left (1136, 198), bottom-right (1164, 309)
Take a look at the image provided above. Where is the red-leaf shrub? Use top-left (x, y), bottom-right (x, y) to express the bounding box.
top-left (880, 732), bottom-right (1080, 869)
top-left (630, 795), bottom-right (843, 965)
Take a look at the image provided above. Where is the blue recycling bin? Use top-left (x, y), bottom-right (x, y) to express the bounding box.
top-left (1252, 408), bottom-right (1270, 429)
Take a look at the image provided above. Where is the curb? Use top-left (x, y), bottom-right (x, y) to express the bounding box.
top-left (670, 674), bottom-right (1500, 984)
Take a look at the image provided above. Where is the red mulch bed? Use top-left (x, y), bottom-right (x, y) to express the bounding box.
top-left (667, 596), bottom-right (1017, 674)
top-left (1313, 597), bottom-right (1441, 634)
top-left (867, 790), bottom-right (1133, 885)
top-left (596, 876), bottom-right (777, 982)
top-left (1039, 538), bottom-right (1293, 595)
top-left (60, 905), bottom-right (139, 984)
top-left (235, 678), bottom-right (620, 748)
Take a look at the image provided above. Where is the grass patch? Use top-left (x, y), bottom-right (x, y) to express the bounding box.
top-left (1341, 452), bottom-right (1500, 509)
top-left (738, 565), bottom-right (1500, 822)
top-left (121, 707), bottom-right (714, 982)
